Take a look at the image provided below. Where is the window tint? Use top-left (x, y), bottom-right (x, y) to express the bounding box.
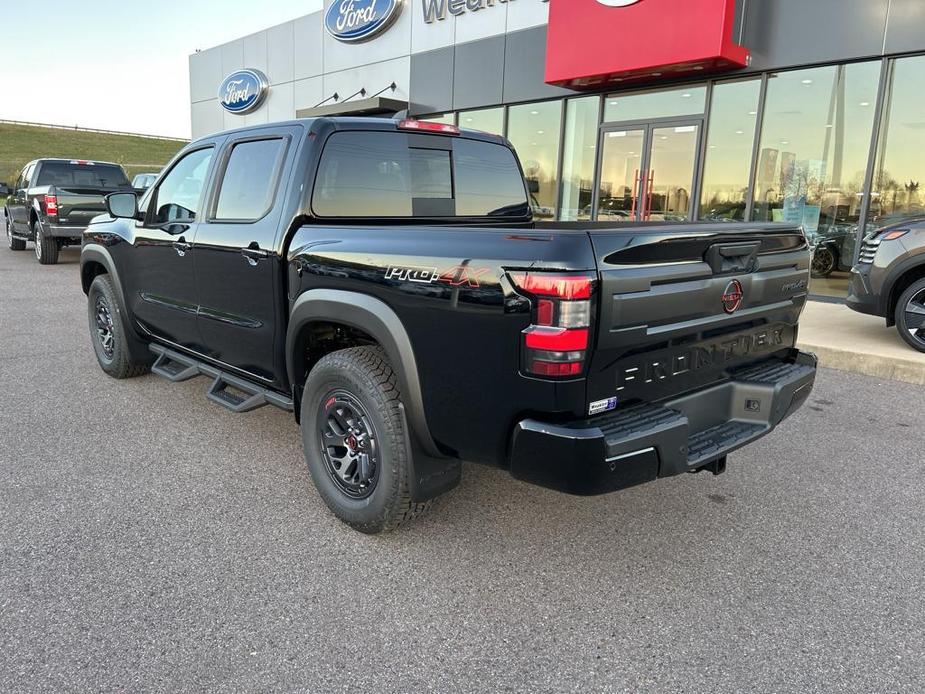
top-left (36, 162), bottom-right (129, 189)
top-left (215, 138), bottom-right (286, 220)
top-left (151, 148), bottom-right (213, 225)
top-left (454, 139), bottom-right (529, 217)
top-left (312, 132), bottom-right (527, 218)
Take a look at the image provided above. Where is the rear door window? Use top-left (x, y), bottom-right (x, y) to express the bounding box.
top-left (213, 138), bottom-right (287, 221)
top-left (312, 131), bottom-right (528, 219)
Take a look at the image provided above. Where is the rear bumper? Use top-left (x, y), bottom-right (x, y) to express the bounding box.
top-left (509, 350), bottom-right (817, 496)
top-left (41, 222), bottom-right (86, 240)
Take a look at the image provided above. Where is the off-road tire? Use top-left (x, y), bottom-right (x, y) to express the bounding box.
top-left (6, 214), bottom-right (25, 251)
top-left (301, 346), bottom-right (430, 533)
top-left (895, 277), bottom-right (925, 353)
top-left (33, 219), bottom-right (59, 265)
top-left (88, 274), bottom-right (150, 378)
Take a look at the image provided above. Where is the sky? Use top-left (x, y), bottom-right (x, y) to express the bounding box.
top-left (0, 0), bottom-right (324, 139)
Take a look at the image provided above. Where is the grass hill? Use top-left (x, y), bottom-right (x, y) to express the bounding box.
top-left (0, 121), bottom-right (187, 201)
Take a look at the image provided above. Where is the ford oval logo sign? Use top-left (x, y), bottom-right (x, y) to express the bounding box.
top-left (219, 69), bottom-right (269, 114)
top-left (325, 0), bottom-right (404, 43)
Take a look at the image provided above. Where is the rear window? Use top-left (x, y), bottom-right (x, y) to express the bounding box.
top-left (311, 131), bottom-right (528, 218)
top-left (36, 162), bottom-right (130, 189)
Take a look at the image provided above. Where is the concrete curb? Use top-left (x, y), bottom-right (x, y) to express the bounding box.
top-left (797, 341), bottom-right (925, 385)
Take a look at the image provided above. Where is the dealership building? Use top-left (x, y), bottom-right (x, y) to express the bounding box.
top-left (189, 0), bottom-right (925, 299)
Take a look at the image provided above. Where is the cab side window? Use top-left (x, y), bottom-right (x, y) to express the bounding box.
top-left (213, 138), bottom-right (286, 221)
top-left (21, 164), bottom-right (35, 189)
top-left (150, 148), bottom-right (213, 225)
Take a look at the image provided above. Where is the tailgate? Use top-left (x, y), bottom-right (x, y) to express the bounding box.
top-left (587, 223), bottom-right (810, 406)
top-left (53, 187), bottom-right (109, 226)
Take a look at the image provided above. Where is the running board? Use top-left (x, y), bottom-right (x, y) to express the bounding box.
top-left (149, 344), bottom-right (293, 413)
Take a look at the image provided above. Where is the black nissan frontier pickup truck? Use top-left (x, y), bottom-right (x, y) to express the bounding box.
top-left (80, 117), bottom-right (816, 533)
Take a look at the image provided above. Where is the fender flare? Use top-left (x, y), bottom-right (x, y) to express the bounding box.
top-left (286, 289), bottom-right (442, 458)
top-left (880, 254), bottom-right (925, 319)
top-left (80, 243), bottom-right (151, 364)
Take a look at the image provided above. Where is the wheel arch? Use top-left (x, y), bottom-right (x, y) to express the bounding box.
top-left (287, 289), bottom-right (441, 458)
top-left (80, 243), bottom-right (151, 364)
top-left (883, 257), bottom-right (925, 326)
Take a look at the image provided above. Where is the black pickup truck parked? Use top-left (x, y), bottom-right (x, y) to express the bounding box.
top-left (3, 158), bottom-right (132, 264)
top-left (80, 117), bottom-right (816, 533)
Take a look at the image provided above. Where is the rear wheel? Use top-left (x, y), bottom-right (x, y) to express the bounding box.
top-left (87, 274), bottom-right (150, 378)
top-left (301, 346), bottom-right (430, 533)
top-left (6, 214), bottom-right (25, 251)
top-left (895, 278), bottom-right (925, 353)
top-left (33, 219), bottom-right (59, 265)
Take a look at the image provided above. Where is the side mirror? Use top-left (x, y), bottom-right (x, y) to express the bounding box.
top-left (106, 191), bottom-right (139, 220)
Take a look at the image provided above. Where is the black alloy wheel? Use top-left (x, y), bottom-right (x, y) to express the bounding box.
top-left (317, 390), bottom-right (380, 499)
top-left (811, 246), bottom-right (836, 278)
top-left (95, 294), bottom-right (116, 362)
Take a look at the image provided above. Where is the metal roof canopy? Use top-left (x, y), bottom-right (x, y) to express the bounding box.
top-left (296, 96), bottom-right (409, 119)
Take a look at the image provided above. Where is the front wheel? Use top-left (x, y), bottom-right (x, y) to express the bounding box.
top-left (301, 346), bottom-right (430, 533)
top-left (811, 246), bottom-right (836, 278)
top-left (33, 220), bottom-right (59, 265)
top-left (895, 278), bottom-right (925, 353)
top-left (87, 274), bottom-right (150, 378)
top-left (6, 214), bottom-right (25, 251)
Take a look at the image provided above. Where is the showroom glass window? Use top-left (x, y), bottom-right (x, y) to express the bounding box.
top-left (507, 101), bottom-right (562, 220)
top-left (752, 63), bottom-right (880, 229)
top-left (422, 113), bottom-right (456, 126)
top-left (699, 78), bottom-right (761, 221)
top-left (604, 86), bottom-right (706, 123)
top-left (458, 107), bottom-right (504, 135)
top-left (559, 97), bottom-right (600, 221)
top-left (868, 55), bottom-right (925, 232)
top-left (214, 138), bottom-right (287, 220)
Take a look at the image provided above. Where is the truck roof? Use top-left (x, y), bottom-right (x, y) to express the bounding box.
top-left (189, 116), bottom-right (509, 149)
top-left (25, 157), bottom-right (123, 168)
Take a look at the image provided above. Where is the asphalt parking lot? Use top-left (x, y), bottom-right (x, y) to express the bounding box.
top-left (0, 244), bottom-right (923, 693)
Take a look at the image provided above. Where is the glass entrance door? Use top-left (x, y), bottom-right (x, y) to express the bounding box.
top-left (595, 121), bottom-right (702, 222)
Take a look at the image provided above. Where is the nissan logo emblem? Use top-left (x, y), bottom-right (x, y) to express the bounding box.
top-left (722, 280), bottom-right (745, 314)
top-left (596, 0), bottom-right (643, 6)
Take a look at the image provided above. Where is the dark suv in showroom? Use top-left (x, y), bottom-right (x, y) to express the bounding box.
top-left (847, 218), bottom-right (925, 352)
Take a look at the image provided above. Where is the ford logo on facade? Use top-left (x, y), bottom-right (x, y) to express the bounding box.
top-left (325, 0), bottom-right (403, 43)
top-left (219, 69), bottom-right (269, 114)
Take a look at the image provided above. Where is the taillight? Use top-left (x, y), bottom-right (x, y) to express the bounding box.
top-left (44, 193), bottom-right (58, 217)
top-left (509, 271), bottom-right (595, 378)
top-left (397, 119), bottom-right (461, 135)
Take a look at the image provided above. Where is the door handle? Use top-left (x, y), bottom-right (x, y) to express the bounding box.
top-left (241, 243), bottom-right (269, 266)
top-left (173, 237), bottom-right (191, 257)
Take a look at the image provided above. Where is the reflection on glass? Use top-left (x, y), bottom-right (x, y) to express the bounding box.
top-left (597, 129), bottom-right (645, 222)
top-left (458, 107), bottom-right (504, 135)
top-left (421, 113), bottom-right (456, 125)
top-left (869, 55), bottom-right (925, 232)
top-left (604, 86), bottom-right (706, 123)
top-left (507, 101), bottom-right (562, 219)
top-left (699, 79), bottom-right (761, 221)
top-left (559, 97), bottom-right (599, 221)
top-left (752, 62), bottom-right (879, 297)
top-left (647, 125), bottom-right (699, 221)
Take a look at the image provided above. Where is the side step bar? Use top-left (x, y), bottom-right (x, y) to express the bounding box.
top-left (150, 344), bottom-right (293, 414)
